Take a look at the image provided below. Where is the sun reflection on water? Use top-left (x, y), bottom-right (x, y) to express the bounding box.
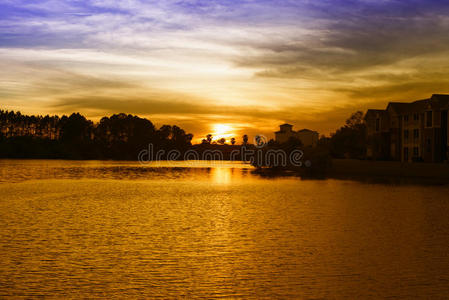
top-left (212, 167), bottom-right (232, 184)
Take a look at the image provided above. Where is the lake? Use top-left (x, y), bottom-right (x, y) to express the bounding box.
top-left (0, 160), bottom-right (448, 298)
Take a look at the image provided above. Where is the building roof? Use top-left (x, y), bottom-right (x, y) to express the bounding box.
top-left (364, 109), bottom-right (388, 120)
top-left (387, 99), bottom-right (429, 114)
top-left (385, 94), bottom-right (449, 114)
top-left (297, 129), bottom-right (318, 134)
top-left (430, 94), bottom-right (449, 110)
top-left (366, 109), bottom-right (386, 113)
top-left (275, 125), bottom-right (318, 135)
top-left (366, 94), bottom-right (449, 119)
top-left (432, 94), bottom-right (449, 100)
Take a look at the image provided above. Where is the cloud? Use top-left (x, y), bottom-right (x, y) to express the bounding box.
top-left (2, 0), bottom-right (449, 138)
top-left (235, 10), bottom-right (449, 75)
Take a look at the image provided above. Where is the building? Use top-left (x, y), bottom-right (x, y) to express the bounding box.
top-left (365, 94), bottom-right (449, 163)
top-left (275, 124), bottom-right (319, 147)
top-left (275, 124), bottom-right (295, 144)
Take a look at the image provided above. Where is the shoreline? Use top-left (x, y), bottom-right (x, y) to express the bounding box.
top-left (2, 157), bottom-right (449, 183)
top-left (329, 159), bottom-right (449, 180)
top-left (252, 158), bottom-right (449, 184)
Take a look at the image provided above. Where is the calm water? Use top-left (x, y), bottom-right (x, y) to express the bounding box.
top-left (0, 160), bottom-right (448, 298)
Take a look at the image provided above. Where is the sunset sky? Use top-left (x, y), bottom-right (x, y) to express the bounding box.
top-left (1, 0), bottom-right (449, 142)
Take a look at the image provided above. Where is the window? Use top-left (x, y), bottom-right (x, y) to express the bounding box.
top-left (404, 147), bottom-right (409, 161)
top-left (426, 138), bottom-right (432, 153)
top-left (404, 130), bottom-right (409, 142)
top-left (375, 118), bottom-right (380, 132)
top-left (413, 113), bottom-right (419, 121)
top-left (413, 147), bottom-right (419, 157)
top-left (413, 129), bottom-right (419, 140)
top-left (404, 115), bottom-right (409, 123)
top-left (426, 111), bottom-right (433, 127)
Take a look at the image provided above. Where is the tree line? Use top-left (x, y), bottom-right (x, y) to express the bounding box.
top-left (0, 109), bottom-right (368, 161)
top-left (0, 110), bottom-right (193, 160)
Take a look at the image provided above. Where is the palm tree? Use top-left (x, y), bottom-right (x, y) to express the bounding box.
top-left (206, 134), bottom-right (213, 144)
top-left (230, 137), bottom-right (236, 145)
top-left (243, 134), bottom-right (248, 145)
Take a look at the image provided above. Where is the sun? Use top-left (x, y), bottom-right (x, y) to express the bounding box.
top-left (212, 124), bottom-right (234, 140)
top-left (213, 124), bottom-right (231, 135)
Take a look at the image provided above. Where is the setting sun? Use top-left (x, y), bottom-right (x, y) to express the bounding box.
top-left (212, 124), bottom-right (234, 141)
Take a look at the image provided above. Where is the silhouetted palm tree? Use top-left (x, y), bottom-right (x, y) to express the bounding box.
top-left (206, 134), bottom-right (213, 144)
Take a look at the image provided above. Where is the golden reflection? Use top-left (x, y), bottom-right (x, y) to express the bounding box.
top-left (212, 167), bottom-right (232, 184)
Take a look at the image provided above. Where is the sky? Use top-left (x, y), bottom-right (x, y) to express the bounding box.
top-left (1, 0), bottom-right (449, 142)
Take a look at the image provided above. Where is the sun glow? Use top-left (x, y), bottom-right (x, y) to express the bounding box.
top-left (212, 124), bottom-right (234, 141)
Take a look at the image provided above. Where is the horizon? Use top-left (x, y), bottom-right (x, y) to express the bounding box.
top-left (0, 107), bottom-right (327, 143)
top-left (2, 93), bottom-right (448, 144)
top-left (2, 1), bottom-right (449, 141)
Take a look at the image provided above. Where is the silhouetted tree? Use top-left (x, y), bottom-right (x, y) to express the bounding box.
top-left (267, 139), bottom-right (278, 147)
top-left (345, 111), bottom-right (364, 128)
top-left (206, 134), bottom-right (213, 144)
top-left (171, 125), bottom-right (193, 152)
top-left (243, 134), bottom-right (248, 145)
top-left (60, 113), bottom-right (92, 143)
top-left (185, 133), bottom-right (193, 145)
top-left (0, 110), bottom-right (193, 160)
top-left (330, 111), bottom-right (366, 159)
top-left (318, 135), bottom-right (330, 147)
top-left (217, 138), bottom-right (226, 145)
top-left (230, 137), bottom-right (236, 145)
top-left (158, 125), bottom-right (172, 140)
top-left (59, 113), bottom-right (94, 158)
top-left (95, 113), bottom-right (156, 159)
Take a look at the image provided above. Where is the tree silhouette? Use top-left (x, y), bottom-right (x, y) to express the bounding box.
top-left (158, 125), bottom-right (172, 140)
top-left (206, 134), bottom-right (213, 144)
top-left (330, 111), bottom-right (366, 159)
top-left (243, 134), bottom-right (248, 145)
top-left (0, 110), bottom-right (193, 160)
top-left (60, 113), bottom-right (92, 142)
top-left (230, 137), bottom-right (236, 145)
top-left (217, 138), bottom-right (226, 145)
top-left (345, 111), bottom-right (364, 128)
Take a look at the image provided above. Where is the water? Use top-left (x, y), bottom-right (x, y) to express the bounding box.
top-left (0, 160), bottom-right (448, 298)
